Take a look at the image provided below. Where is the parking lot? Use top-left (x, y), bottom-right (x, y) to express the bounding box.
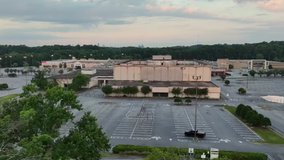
top-left (72, 92), bottom-right (263, 144)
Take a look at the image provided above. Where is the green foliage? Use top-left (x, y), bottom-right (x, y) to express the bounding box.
top-left (174, 97), bottom-right (182, 104)
top-left (236, 104), bottom-right (245, 116)
top-left (112, 144), bottom-right (267, 160)
top-left (249, 70), bottom-right (256, 77)
top-left (244, 110), bottom-right (255, 122)
top-left (58, 69), bottom-right (63, 75)
top-left (0, 83), bottom-right (8, 90)
top-left (220, 74), bottom-right (226, 80)
top-left (262, 117), bottom-right (272, 127)
top-left (224, 80), bottom-right (230, 85)
top-left (0, 85), bottom-right (109, 159)
top-left (238, 88), bottom-right (246, 94)
top-left (31, 70), bottom-right (48, 89)
top-left (171, 87), bottom-right (182, 96)
top-left (8, 73), bottom-right (17, 77)
top-left (112, 87), bottom-right (122, 95)
top-left (52, 112), bottom-right (110, 160)
top-left (102, 85), bottom-right (113, 95)
top-left (121, 86), bottom-right (139, 95)
top-left (59, 63), bottom-right (63, 68)
top-left (268, 64), bottom-right (273, 69)
top-left (266, 70), bottom-right (273, 77)
top-left (185, 98), bottom-right (191, 104)
top-left (141, 85), bottom-right (151, 96)
top-left (229, 64), bottom-right (234, 69)
top-left (45, 79), bottom-right (58, 90)
top-left (68, 73), bottom-right (90, 91)
top-left (251, 114), bottom-right (261, 126)
top-left (240, 105), bottom-right (252, 119)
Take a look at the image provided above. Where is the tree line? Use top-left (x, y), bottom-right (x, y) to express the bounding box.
top-left (1, 41), bottom-right (284, 68)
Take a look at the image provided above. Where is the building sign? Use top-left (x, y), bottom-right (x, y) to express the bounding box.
top-left (42, 61), bottom-right (46, 64)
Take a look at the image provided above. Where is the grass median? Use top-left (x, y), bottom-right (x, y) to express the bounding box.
top-left (225, 106), bottom-right (284, 144)
top-left (0, 94), bottom-right (20, 103)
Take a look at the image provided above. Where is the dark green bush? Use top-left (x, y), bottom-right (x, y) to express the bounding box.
top-left (8, 73), bottom-right (17, 77)
top-left (0, 83), bottom-right (9, 90)
top-left (112, 144), bottom-right (267, 160)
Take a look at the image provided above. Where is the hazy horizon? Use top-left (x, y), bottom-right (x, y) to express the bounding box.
top-left (0, 0), bottom-right (283, 47)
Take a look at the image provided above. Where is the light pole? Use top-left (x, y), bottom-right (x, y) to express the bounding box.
top-left (192, 68), bottom-right (202, 141)
top-left (51, 54), bottom-right (54, 60)
top-left (69, 54), bottom-right (72, 59)
top-left (23, 56), bottom-right (28, 84)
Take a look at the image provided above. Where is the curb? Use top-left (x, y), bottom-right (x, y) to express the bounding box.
top-left (269, 126), bottom-right (284, 138)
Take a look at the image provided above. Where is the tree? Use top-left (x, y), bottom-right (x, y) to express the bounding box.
top-left (52, 112), bottom-right (110, 160)
top-left (257, 70), bottom-right (264, 77)
top-left (250, 114), bottom-right (261, 126)
top-left (238, 88), bottom-right (246, 94)
top-left (63, 63), bottom-right (67, 69)
top-left (265, 70), bottom-right (272, 77)
top-left (141, 85), bottom-right (151, 96)
top-left (145, 148), bottom-right (182, 160)
top-left (240, 105), bottom-right (252, 119)
top-left (174, 97), bottom-right (182, 104)
top-left (12, 63), bottom-right (18, 67)
top-left (102, 85), bottom-right (113, 95)
top-left (112, 87), bottom-right (122, 96)
top-left (225, 80), bottom-right (230, 85)
top-left (258, 113), bottom-right (265, 124)
top-left (268, 64), bottom-right (273, 69)
top-left (68, 73), bottom-right (90, 91)
top-left (171, 87), bottom-right (182, 97)
top-left (59, 63), bottom-right (63, 68)
top-left (256, 53), bottom-right (264, 59)
top-left (236, 104), bottom-right (245, 116)
top-left (229, 64), bottom-right (234, 69)
top-left (220, 74), bottom-right (226, 80)
top-left (0, 85), bottom-right (84, 159)
top-left (4, 68), bottom-right (9, 74)
top-left (262, 117), bottom-right (272, 127)
top-left (185, 98), bottom-right (191, 104)
top-left (31, 70), bottom-right (48, 89)
top-left (249, 70), bottom-right (256, 77)
top-left (58, 69), bottom-right (64, 75)
top-left (244, 110), bottom-right (255, 122)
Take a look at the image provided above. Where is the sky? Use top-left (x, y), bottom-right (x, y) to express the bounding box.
top-left (0, 0), bottom-right (283, 47)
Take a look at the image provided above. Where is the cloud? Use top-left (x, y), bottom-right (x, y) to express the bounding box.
top-left (257, 0), bottom-right (284, 12)
top-left (0, 0), bottom-right (252, 26)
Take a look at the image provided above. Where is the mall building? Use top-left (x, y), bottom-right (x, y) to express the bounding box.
top-left (107, 55), bottom-right (221, 99)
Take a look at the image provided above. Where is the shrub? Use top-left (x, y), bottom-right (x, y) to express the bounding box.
top-left (262, 117), bottom-right (272, 127)
top-left (171, 87), bottom-right (182, 97)
top-left (8, 73), bottom-right (17, 77)
top-left (238, 88), bottom-right (246, 94)
top-left (185, 98), bottom-right (191, 104)
top-left (244, 110), bottom-right (255, 122)
top-left (141, 86), bottom-right (151, 96)
top-left (225, 80), bottom-right (230, 85)
top-left (0, 83), bottom-right (9, 90)
top-left (236, 104), bottom-right (245, 116)
top-left (102, 85), bottom-right (113, 95)
top-left (240, 105), bottom-right (252, 119)
top-left (112, 144), bottom-right (267, 160)
top-left (250, 114), bottom-right (261, 126)
top-left (174, 97), bottom-right (182, 104)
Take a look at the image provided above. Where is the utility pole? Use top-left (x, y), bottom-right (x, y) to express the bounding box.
top-left (192, 66), bottom-right (202, 141)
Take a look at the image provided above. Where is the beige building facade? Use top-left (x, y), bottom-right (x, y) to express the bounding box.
top-left (218, 59), bottom-right (270, 70)
top-left (107, 56), bottom-right (221, 99)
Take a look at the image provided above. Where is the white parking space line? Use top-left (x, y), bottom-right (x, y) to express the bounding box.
top-left (173, 105), bottom-right (218, 142)
top-left (278, 154), bottom-right (284, 160)
top-left (214, 107), bottom-right (262, 141)
top-left (111, 99), bottom-right (155, 141)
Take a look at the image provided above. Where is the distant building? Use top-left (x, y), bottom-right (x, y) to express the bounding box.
top-left (217, 59), bottom-right (274, 70)
top-left (107, 55), bottom-right (221, 99)
top-left (40, 58), bottom-right (128, 70)
top-left (48, 68), bottom-right (113, 88)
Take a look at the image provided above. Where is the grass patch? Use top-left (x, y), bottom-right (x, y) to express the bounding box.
top-left (252, 128), bottom-right (284, 144)
top-left (224, 106), bottom-right (284, 144)
top-left (0, 94), bottom-right (20, 103)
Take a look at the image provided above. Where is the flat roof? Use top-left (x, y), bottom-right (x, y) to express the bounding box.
top-left (108, 80), bottom-right (219, 88)
top-left (48, 69), bottom-right (113, 79)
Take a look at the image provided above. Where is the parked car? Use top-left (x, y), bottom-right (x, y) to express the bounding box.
top-left (184, 130), bottom-right (206, 138)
